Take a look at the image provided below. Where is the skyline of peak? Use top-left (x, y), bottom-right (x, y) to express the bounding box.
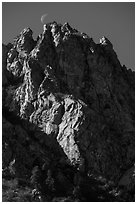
top-left (2, 2), bottom-right (135, 70)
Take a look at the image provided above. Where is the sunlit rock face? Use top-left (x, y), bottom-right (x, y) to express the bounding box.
top-left (2, 22), bottom-right (134, 198)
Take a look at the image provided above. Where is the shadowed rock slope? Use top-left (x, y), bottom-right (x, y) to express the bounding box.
top-left (2, 22), bottom-right (135, 201)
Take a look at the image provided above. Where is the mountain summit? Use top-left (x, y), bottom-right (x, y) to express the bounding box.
top-left (2, 22), bottom-right (135, 201)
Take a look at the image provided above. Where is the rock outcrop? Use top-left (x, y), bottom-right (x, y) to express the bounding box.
top-left (2, 22), bottom-right (135, 201)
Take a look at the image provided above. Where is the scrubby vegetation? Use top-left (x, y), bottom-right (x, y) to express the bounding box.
top-left (2, 162), bottom-right (135, 202)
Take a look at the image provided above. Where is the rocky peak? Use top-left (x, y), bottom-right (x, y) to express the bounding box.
top-left (61, 22), bottom-right (74, 33)
top-left (20, 27), bottom-right (33, 38)
top-left (100, 36), bottom-right (113, 48)
top-left (14, 27), bottom-right (36, 53)
top-left (2, 21), bottom-right (134, 201)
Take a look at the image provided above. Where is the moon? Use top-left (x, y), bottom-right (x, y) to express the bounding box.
top-left (41, 14), bottom-right (48, 24)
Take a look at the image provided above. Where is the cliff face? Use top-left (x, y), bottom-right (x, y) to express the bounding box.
top-left (2, 22), bottom-right (135, 201)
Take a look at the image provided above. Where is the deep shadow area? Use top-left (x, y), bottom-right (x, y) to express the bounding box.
top-left (2, 106), bottom-right (125, 202)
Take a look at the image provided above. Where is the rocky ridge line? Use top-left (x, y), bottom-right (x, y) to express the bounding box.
top-left (2, 21), bottom-right (135, 201)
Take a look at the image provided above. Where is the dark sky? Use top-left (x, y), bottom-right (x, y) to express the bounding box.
top-left (2, 2), bottom-right (135, 70)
